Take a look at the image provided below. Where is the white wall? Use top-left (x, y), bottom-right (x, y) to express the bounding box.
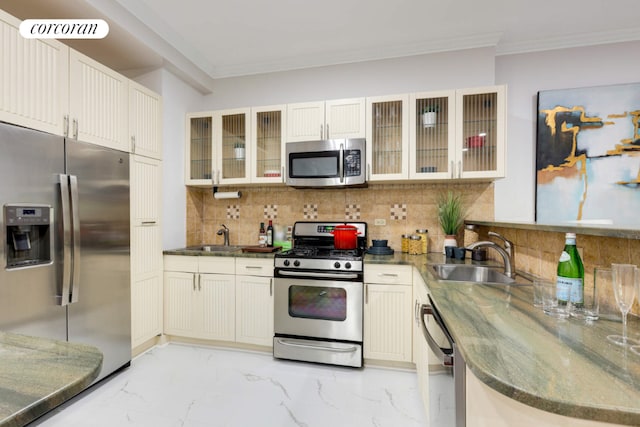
top-left (144, 69), bottom-right (204, 249)
top-left (202, 48), bottom-right (497, 109)
top-left (494, 40), bottom-right (640, 221)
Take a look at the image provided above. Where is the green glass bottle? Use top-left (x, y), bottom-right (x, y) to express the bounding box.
top-left (556, 233), bottom-right (584, 307)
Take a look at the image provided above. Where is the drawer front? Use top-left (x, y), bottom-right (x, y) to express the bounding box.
top-left (199, 256), bottom-right (236, 274)
top-left (365, 264), bottom-right (412, 285)
top-left (235, 257), bottom-right (274, 277)
top-left (164, 255), bottom-right (198, 272)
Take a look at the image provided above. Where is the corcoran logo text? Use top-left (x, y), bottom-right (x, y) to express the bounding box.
top-left (19, 19), bottom-right (109, 39)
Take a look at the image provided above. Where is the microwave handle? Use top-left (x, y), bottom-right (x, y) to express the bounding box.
top-left (339, 143), bottom-right (344, 183)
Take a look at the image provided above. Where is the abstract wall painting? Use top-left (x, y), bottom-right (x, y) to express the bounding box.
top-left (536, 82), bottom-right (640, 227)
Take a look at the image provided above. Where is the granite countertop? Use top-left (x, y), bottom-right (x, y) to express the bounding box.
top-left (0, 332), bottom-right (103, 427)
top-left (163, 246), bottom-right (278, 259)
top-left (382, 252), bottom-right (640, 426)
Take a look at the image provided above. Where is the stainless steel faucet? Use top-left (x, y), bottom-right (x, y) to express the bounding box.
top-left (466, 231), bottom-right (515, 278)
top-left (216, 224), bottom-right (230, 246)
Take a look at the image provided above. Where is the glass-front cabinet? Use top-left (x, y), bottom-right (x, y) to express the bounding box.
top-left (215, 108), bottom-right (251, 185)
top-left (409, 90), bottom-right (456, 179)
top-left (455, 86), bottom-right (506, 179)
top-left (185, 113), bottom-right (214, 186)
top-left (251, 105), bottom-right (286, 184)
top-left (409, 85), bottom-right (506, 180)
top-left (365, 95), bottom-right (410, 181)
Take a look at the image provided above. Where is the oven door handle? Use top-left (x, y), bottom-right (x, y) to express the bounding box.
top-left (277, 270), bottom-right (359, 280)
top-left (421, 303), bottom-right (454, 367)
top-left (276, 338), bottom-right (359, 353)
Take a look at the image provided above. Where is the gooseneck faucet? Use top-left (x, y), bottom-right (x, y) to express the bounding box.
top-left (216, 224), bottom-right (230, 246)
top-left (466, 231), bottom-right (515, 278)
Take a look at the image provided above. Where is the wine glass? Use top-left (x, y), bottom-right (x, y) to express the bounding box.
top-left (607, 264), bottom-right (640, 346)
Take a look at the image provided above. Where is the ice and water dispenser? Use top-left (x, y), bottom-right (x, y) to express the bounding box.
top-left (4, 204), bottom-right (53, 269)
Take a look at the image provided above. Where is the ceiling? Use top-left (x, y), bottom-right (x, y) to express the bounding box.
top-left (3, 0), bottom-right (640, 93)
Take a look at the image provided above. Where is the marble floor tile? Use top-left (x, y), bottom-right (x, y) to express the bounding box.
top-left (32, 343), bottom-right (435, 427)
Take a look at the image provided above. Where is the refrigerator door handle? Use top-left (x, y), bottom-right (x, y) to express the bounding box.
top-left (69, 175), bottom-right (81, 303)
top-left (58, 174), bottom-right (72, 306)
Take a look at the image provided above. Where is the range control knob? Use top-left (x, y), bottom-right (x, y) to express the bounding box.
top-left (334, 262), bottom-right (341, 269)
top-left (345, 262), bottom-right (352, 269)
top-left (293, 260), bottom-right (300, 267)
top-left (283, 260), bottom-right (290, 267)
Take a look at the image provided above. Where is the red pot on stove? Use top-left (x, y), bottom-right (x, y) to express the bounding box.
top-left (331, 224), bottom-right (360, 250)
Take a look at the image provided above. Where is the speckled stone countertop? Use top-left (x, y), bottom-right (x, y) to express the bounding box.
top-left (163, 246), bottom-right (277, 259)
top-left (369, 251), bottom-right (640, 426)
top-left (0, 332), bottom-right (103, 427)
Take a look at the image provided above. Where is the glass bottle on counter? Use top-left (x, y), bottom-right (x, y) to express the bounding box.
top-left (556, 232), bottom-right (584, 309)
top-left (259, 222), bottom-right (267, 247)
top-left (266, 220), bottom-right (274, 247)
top-left (416, 229), bottom-right (428, 253)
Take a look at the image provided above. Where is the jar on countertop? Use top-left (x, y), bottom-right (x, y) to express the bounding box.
top-left (416, 229), bottom-right (428, 253)
top-left (408, 234), bottom-right (422, 255)
top-left (401, 234), bottom-right (410, 253)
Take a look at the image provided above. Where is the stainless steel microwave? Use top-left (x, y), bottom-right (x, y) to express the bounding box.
top-left (285, 138), bottom-right (366, 188)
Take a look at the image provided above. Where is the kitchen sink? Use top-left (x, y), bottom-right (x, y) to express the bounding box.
top-left (428, 264), bottom-right (520, 285)
top-left (186, 245), bottom-right (242, 253)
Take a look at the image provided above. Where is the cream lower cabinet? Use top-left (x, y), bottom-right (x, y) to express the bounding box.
top-left (164, 256), bottom-right (235, 341)
top-left (364, 264), bottom-right (413, 362)
top-left (235, 258), bottom-right (274, 347)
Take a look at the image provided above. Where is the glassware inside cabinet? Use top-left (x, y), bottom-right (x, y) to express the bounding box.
top-left (414, 96), bottom-right (449, 175)
top-left (371, 100), bottom-right (403, 175)
top-left (461, 92), bottom-right (497, 173)
top-left (255, 110), bottom-right (282, 178)
top-left (189, 116), bottom-right (212, 180)
top-left (221, 113), bottom-right (247, 180)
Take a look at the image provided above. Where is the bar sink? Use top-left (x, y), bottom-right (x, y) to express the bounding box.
top-left (428, 264), bottom-right (518, 285)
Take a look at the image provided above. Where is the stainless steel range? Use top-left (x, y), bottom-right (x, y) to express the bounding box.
top-left (273, 221), bottom-right (367, 368)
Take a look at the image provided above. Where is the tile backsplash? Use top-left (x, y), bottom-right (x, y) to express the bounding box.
top-left (186, 182), bottom-right (495, 251)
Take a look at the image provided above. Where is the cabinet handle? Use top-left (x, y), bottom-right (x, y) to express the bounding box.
top-left (245, 266), bottom-right (263, 270)
top-left (131, 136), bottom-right (136, 153)
top-left (366, 163), bottom-right (371, 181)
top-left (326, 124), bottom-right (330, 139)
top-left (281, 166), bottom-right (285, 183)
top-left (63, 115), bottom-right (69, 137)
top-left (320, 124), bottom-right (323, 140)
top-left (458, 160), bottom-right (462, 178)
top-left (450, 161), bottom-right (454, 179)
top-left (270, 278), bottom-right (273, 297)
top-left (141, 221), bottom-right (157, 225)
top-left (365, 284), bottom-right (368, 304)
top-left (198, 274), bottom-right (202, 291)
top-left (72, 118), bottom-right (78, 139)
top-left (379, 273), bottom-right (398, 277)
top-left (193, 274), bottom-right (196, 291)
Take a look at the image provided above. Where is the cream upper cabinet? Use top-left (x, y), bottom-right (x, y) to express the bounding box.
top-left (409, 90), bottom-right (457, 180)
top-left (365, 94), bottom-right (410, 181)
top-left (409, 86), bottom-right (506, 180)
top-left (287, 98), bottom-right (365, 142)
top-left (0, 9), bottom-right (69, 136)
top-left (69, 49), bottom-right (129, 151)
top-left (185, 112), bottom-right (214, 186)
top-left (129, 81), bottom-right (162, 160)
top-left (455, 85), bottom-right (506, 179)
top-left (214, 108), bottom-right (251, 185)
top-left (250, 105), bottom-right (286, 184)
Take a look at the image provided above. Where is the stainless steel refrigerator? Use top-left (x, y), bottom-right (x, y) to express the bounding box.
top-left (0, 121), bottom-right (131, 384)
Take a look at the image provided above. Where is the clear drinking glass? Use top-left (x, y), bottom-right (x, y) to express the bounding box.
top-left (607, 264), bottom-right (640, 346)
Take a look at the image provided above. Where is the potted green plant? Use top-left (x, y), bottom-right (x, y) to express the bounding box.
top-left (421, 105), bottom-right (439, 128)
top-left (437, 190), bottom-right (465, 251)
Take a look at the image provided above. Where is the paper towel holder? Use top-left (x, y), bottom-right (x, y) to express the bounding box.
top-left (212, 186), bottom-right (242, 200)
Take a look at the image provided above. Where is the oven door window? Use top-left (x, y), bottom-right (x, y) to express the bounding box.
top-left (288, 285), bottom-right (347, 321)
top-left (289, 151), bottom-right (339, 178)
